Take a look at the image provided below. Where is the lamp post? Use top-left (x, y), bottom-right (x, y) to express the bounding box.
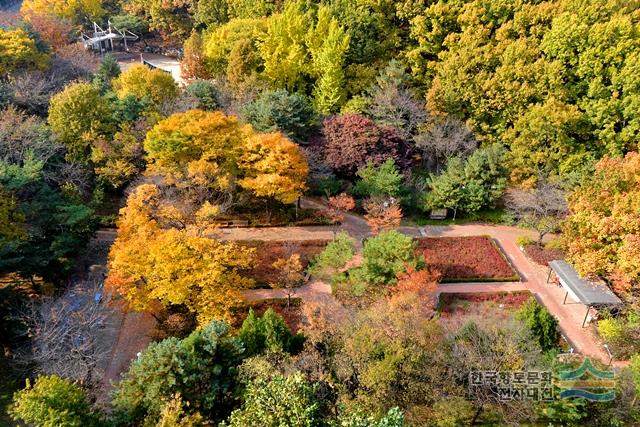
top-left (603, 344), bottom-right (613, 366)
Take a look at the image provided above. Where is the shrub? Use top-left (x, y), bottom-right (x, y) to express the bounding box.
top-left (10, 375), bottom-right (101, 427)
top-left (598, 318), bottom-right (624, 341)
top-left (185, 79), bottom-right (221, 111)
top-left (307, 231), bottom-right (355, 280)
top-left (242, 89), bottom-right (318, 144)
top-left (361, 230), bottom-right (423, 285)
top-left (516, 235), bottom-right (535, 247)
top-left (516, 297), bottom-right (560, 352)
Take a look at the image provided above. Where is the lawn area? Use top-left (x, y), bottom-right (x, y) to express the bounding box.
top-left (410, 208), bottom-right (509, 226)
top-left (240, 240), bottom-right (329, 286)
top-left (416, 236), bottom-right (519, 282)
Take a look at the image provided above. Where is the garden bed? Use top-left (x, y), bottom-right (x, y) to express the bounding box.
top-left (438, 291), bottom-right (532, 327)
top-left (239, 240), bottom-right (330, 286)
top-left (415, 236), bottom-right (519, 282)
top-left (522, 244), bottom-right (565, 267)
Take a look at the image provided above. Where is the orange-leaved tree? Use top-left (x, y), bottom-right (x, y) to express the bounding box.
top-left (563, 152), bottom-right (640, 294)
top-left (106, 183), bottom-right (256, 325)
top-left (239, 132), bottom-right (308, 222)
top-left (325, 193), bottom-right (355, 236)
top-left (364, 197), bottom-right (403, 235)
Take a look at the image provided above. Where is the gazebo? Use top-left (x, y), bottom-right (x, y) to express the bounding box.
top-left (547, 260), bottom-right (622, 327)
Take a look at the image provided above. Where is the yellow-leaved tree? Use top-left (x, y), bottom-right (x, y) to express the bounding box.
top-left (0, 28), bottom-right (48, 76)
top-left (21, 0), bottom-right (104, 24)
top-left (112, 64), bottom-right (178, 107)
top-left (239, 132), bottom-right (308, 221)
top-left (144, 110), bottom-right (248, 191)
top-left (106, 184), bottom-right (256, 325)
top-left (564, 152), bottom-right (640, 294)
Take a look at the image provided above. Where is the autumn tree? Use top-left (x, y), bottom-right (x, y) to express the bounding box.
top-left (21, 0), bottom-right (105, 24)
top-left (47, 82), bottom-right (112, 163)
top-left (325, 192), bottom-right (355, 236)
top-left (10, 375), bottom-right (102, 427)
top-left (563, 152), bottom-right (640, 294)
top-left (182, 31), bottom-right (210, 82)
top-left (239, 132), bottom-right (308, 222)
top-left (106, 184), bottom-right (256, 325)
top-left (364, 197), bottom-right (403, 235)
top-left (0, 27), bottom-right (48, 76)
top-left (112, 63), bottom-right (178, 107)
top-left (144, 110), bottom-right (246, 191)
top-left (272, 245), bottom-right (304, 308)
top-left (221, 373), bottom-right (320, 427)
top-left (124, 0), bottom-right (193, 42)
top-left (321, 114), bottom-right (409, 177)
top-left (506, 178), bottom-right (568, 245)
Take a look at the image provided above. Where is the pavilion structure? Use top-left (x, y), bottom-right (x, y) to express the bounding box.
top-left (547, 260), bottom-right (622, 327)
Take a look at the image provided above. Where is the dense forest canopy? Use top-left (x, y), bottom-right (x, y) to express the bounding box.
top-left (2, 0), bottom-right (640, 426)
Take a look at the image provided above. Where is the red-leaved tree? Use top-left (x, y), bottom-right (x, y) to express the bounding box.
top-left (321, 114), bottom-right (410, 177)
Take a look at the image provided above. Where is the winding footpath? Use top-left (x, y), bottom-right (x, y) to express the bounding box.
top-left (100, 197), bottom-right (618, 390)
top-left (244, 197), bottom-right (613, 363)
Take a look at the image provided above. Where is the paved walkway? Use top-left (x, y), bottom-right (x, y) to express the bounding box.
top-left (250, 198), bottom-right (612, 363)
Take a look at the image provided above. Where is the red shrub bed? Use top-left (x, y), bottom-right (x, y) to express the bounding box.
top-left (523, 244), bottom-right (564, 267)
top-left (415, 236), bottom-right (518, 282)
top-left (239, 240), bottom-right (329, 285)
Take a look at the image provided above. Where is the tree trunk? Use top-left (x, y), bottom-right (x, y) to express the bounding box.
top-left (471, 405), bottom-right (483, 425)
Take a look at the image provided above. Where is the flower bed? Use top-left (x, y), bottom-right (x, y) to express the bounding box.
top-left (522, 244), bottom-right (565, 267)
top-left (240, 240), bottom-right (330, 286)
top-left (415, 236), bottom-right (519, 282)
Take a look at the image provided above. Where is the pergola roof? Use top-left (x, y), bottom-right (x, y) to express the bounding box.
top-left (549, 260), bottom-right (622, 306)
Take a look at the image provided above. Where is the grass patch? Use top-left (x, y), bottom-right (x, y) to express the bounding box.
top-left (410, 208), bottom-right (510, 226)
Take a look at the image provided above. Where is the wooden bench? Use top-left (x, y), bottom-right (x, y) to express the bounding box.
top-left (429, 208), bottom-right (448, 220)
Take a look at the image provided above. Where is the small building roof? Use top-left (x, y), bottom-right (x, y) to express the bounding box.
top-left (549, 260), bottom-right (622, 306)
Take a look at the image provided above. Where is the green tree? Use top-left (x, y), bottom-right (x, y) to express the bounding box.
top-left (361, 230), bottom-right (423, 285)
top-left (421, 144), bottom-right (507, 216)
top-left (221, 373), bottom-right (320, 427)
top-left (93, 53), bottom-right (121, 91)
top-left (10, 375), bottom-right (101, 427)
top-left (238, 308), bottom-right (302, 357)
top-left (113, 321), bottom-right (245, 425)
top-left (307, 231), bottom-right (356, 280)
top-left (185, 79), bottom-right (221, 111)
top-left (516, 297), bottom-right (560, 352)
top-left (338, 407), bottom-right (407, 427)
top-left (241, 89), bottom-right (317, 144)
top-left (353, 158), bottom-right (403, 198)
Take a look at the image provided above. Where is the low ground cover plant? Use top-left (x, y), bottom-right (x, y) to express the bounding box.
top-left (415, 236), bottom-right (518, 282)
